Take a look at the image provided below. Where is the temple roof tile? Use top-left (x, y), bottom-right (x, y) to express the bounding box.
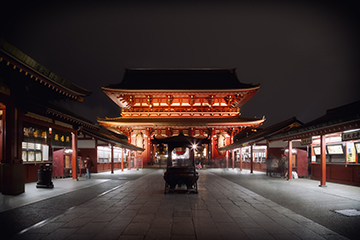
top-left (102, 68), bottom-right (260, 90)
top-left (0, 38), bottom-right (92, 99)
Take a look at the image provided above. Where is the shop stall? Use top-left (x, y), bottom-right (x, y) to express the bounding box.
top-left (52, 149), bottom-right (72, 178)
top-left (219, 117), bottom-right (303, 173)
top-left (77, 128), bottom-right (144, 174)
top-left (267, 101), bottom-right (360, 186)
top-left (284, 148), bottom-right (308, 177)
top-left (308, 130), bottom-right (360, 185)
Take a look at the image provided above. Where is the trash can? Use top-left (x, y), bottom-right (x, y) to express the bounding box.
top-left (36, 163), bottom-right (54, 188)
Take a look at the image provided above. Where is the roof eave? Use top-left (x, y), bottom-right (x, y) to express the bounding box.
top-left (0, 38), bottom-right (92, 99)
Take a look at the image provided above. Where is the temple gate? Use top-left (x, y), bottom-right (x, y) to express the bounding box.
top-left (98, 68), bottom-right (265, 167)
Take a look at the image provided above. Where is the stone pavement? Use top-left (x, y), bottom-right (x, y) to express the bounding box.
top-left (210, 168), bottom-right (360, 240)
top-left (14, 169), bottom-right (349, 240)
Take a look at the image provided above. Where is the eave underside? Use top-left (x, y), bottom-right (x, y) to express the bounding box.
top-left (267, 119), bottom-right (360, 142)
top-left (98, 117), bottom-right (265, 129)
top-left (267, 101), bottom-right (360, 142)
top-left (0, 38), bottom-right (92, 101)
top-left (102, 87), bottom-right (259, 109)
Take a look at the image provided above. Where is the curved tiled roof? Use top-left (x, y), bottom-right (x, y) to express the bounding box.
top-left (103, 68), bottom-right (260, 90)
top-left (267, 101), bottom-right (360, 141)
top-left (0, 38), bottom-right (92, 97)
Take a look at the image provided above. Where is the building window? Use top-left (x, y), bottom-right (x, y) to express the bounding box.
top-left (98, 148), bottom-right (109, 163)
top-left (97, 146), bottom-right (125, 163)
top-left (114, 151), bottom-right (120, 162)
top-left (22, 123), bottom-right (49, 162)
top-left (22, 142), bottom-right (48, 162)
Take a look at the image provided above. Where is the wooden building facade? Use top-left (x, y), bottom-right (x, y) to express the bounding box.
top-left (0, 38), bottom-right (142, 195)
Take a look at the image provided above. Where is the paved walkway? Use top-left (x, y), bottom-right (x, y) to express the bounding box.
top-left (0, 168), bottom-right (154, 213)
top-left (209, 168), bottom-right (360, 240)
top-left (10, 169), bottom-right (353, 240)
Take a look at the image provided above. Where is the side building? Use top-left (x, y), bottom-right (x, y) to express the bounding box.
top-left (267, 101), bottom-right (360, 186)
top-left (0, 38), bottom-right (142, 195)
top-left (219, 117), bottom-right (304, 174)
top-left (99, 68), bottom-right (265, 167)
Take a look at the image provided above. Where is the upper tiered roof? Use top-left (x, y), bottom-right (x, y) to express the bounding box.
top-left (103, 68), bottom-right (260, 90)
top-left (102, 68), bottom-right (261, 113)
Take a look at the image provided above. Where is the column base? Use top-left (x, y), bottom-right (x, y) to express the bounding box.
top-left (1, 163), bottom-right (25, 195)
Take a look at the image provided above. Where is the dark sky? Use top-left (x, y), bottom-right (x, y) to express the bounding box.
top-left (1, 0), bottom-right (359, 128)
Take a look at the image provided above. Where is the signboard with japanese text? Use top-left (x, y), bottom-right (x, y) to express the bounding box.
top-left (301, 138), bottom-right (312, 145)
top-left (342, 130), bottom-right (360, 141)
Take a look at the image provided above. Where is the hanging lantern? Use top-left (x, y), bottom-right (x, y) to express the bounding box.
top-left (174, 147), bottom-right (186, 155)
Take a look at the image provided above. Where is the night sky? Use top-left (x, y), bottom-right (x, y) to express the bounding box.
top-left (1, 0), bottom-right (359, 128)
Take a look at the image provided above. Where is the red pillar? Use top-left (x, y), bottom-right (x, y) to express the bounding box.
top-left (230, 130), bottom-right (234, 169)
top-left (226, 150), bottom-right (229, 169)
top-left (128, 150), bottom-right (131, 170)
top-left (111, 145), bottom-right (114, 174)
top-left (288, 140), bottom-right (293, 180)
top-left (121, 148), bottom-right (124, 171)
top-left (250, 145), bottom-right (254, 173)
top-left (232, 150), bottom-right (235, 169)
top-left (152, 144), bottom-right (156, 164)
top-left (146, 134), bottom-right (151, 165)
top-left (1, 104), bottom-right (25, 195)
top-left (71, 130), bottom-right (78, 180)
top-left (320, 135), bottom-right (327, 186)
top-left (211, 133), bottom-right (215, 162)
top-left (239, 147), bottom-right (243, 171)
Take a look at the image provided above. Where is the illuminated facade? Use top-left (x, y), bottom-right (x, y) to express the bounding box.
top-left (267, 101), bottom-right (360, 186)
top-left (99, 68), bottom-right (265, 166)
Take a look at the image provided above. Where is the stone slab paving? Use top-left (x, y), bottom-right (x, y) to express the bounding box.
top-left (15, 169), bottom-right (349, 240)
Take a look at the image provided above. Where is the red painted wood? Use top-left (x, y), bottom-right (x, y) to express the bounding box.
top-left (111, 145), bottom-right (114, 174)
top-left (296, 149), bottom-right (308, 177)
top-left (121, 150), bottom-right (124, 171)
top-left (239, 148), bottom-right (243, 171)
top-left (320, 135), bottom-right (327, 186)
top-left (24, 164), bottom-right (39, 182)
top-left (288, 141), bottom-right (293, 180)
top-left (311, 164), bottom-right (360, 186)
top-left (71, 131), bottom-right (77, 179)
top-left (250, 145), bottom-right (253, 173)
